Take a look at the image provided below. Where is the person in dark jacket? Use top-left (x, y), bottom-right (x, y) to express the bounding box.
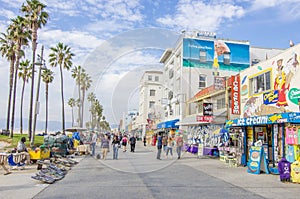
top-left (156, 133), bottom-right (162, 160)
top-left (129, 135), bottom-right (136, 152)
top-left (111, 135), bottom-right (120, 160)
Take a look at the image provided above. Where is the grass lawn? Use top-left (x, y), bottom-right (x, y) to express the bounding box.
top-left (0, 134), bottom-right (44, 149)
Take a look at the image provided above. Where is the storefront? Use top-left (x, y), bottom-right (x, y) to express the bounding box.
top-left (226, 112), bottom-right (300, 173)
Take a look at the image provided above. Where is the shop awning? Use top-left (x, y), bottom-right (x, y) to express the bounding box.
top-left (157, 119), bottom-right (179, 129)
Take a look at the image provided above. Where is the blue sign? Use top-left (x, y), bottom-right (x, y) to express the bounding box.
top-left (247, 146), bottom-right (269, 174)
top-left (263, 90), bottom-right (278, 104)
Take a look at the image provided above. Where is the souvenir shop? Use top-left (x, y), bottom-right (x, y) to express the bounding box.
top-left (226, 112), bottom-right (300, 174)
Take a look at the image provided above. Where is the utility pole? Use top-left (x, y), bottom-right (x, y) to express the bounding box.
top-left (31, 46), bottom-right (44, 147)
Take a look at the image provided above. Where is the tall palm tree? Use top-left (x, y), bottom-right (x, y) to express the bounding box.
top-left (8, 16), bottom-right (30, 138)
top-left (18, 59), bottom-right (32, 134)
top-left (87, 92), bottom-right (96, 125)
top-left (41, 68), bottom-right (54, 135)
top-left (49, 42), bottom-right (74, 134)
top-left (71, 65), bottom-right (85, 127)
top-left (21, 0), bottom-right (49, 142)
top-left (0, 31), bottom-right (16, 135)
top-left (80, 72), bottom-right (92, 127)
top-left (67, 98), bottom-right (75, 127)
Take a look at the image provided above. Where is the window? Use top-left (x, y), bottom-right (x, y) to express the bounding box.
top-left (250, 71), bottom-right (271, 95)
top-left (149, 101), bottom-right (155, 108)
top-left (169, 69), bottom-right (174, 79)
top-left (199, 74), bottom-right (206, 88)
top-left (217, 98), bottom-right (226, 109)
top-left (150, 89), bottom-right (155, 96)
top-left (148, 75), bottom-right (152, 81)
top-left (155, 76), bottom-right (159, 81)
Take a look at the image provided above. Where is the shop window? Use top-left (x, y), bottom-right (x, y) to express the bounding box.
top-left (199, 74), bottom-right (206, 88)
top-left (249, 71), bottom-right (271, 95)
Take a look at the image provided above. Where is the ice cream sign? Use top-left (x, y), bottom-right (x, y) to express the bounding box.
top-left (288, 88), bottom-right (300, 105)
top-left (236, 116), bottom-right (269, 126)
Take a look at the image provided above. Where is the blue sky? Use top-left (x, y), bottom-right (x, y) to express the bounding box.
top-left (0, 0), bottom-right (300, 130)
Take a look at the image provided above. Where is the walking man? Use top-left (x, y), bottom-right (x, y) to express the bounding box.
top-left (176, 134), bottom-right (184, 159)
top-left (156, 133), bottom-right (162, 160)
top-left (90, 131), bottom-right (97, 156)
top-left (129, 135), bottom-right (136, 152)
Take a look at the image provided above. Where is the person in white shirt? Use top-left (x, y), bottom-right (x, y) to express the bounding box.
top-left (90, 132), bottom-right (98, 156)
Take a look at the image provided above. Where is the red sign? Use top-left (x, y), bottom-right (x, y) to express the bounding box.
top-left (231, 75), bottom-right (240, 115)
top-left (196, 115), bottom-right (213, 123)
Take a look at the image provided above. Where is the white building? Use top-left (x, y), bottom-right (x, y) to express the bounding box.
top-left (137, 71), bottom-right (164, 136)
top-left (159, 31), bottom-right (284, 130)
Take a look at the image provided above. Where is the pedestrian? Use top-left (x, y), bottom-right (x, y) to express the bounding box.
top-left (175, 134), bottom-right (184, 159)
top-left (156, 133), bottom-right (162, 160)
top-left (166, 136), bottom-right (174, 159)
top-left (162, 135), bottom-right (168, 153)
top-left (17, 137), bottom-right (31, 164)
top-left (101, 134), bottom-right (110, 160)
top-left (90, 131), bottom-right (97, 156)
top-left (143, 136), bottom-right (147, 146)
top-left (121, 135), bottom-right (128, 152)
top-left (129, 135), bottom-right (136, 152)
top-left (111, 135), bottom-right (120, 160)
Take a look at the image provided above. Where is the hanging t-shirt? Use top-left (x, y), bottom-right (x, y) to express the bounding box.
top-left (292, 127), bottom-right (298, 144)
top-left (286, 145), bottom-right (295, 163)
top-left (285, 127), bottom-right (294, 145)
top-left (298, 128), bottom-right (300, 145)
top-left (294, 145), bottom-right (300, 162)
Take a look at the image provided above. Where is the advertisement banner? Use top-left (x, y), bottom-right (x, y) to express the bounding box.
top-left (182, 38), bottom-right (250, 71)
top-left (231, 75), bottom-right (240, 115)
top-left (214, 76), bottom-right (226, 90)
top-left (203, 103), bottom-right (213, 116)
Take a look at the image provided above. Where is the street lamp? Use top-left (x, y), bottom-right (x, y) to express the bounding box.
top-left (31, 46), bottom-right (46, 147)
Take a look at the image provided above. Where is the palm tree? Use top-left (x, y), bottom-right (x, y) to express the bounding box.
top-left (49, 42), bottom-right (74, 134)
top-left (8, 16), bottom-right (30, 138)
top-left (41, 68), bottom-right (54, 135)
top-left (18, 59), bottom-right (32, 134)
top-left (0, 31), bottom-right (16, 135)
top-left (71, 65), bottom-right (85, 127)
top-left (87, 92), bottom-right (96, 125)
top-left (21, 0), bottom-right (49, 142)
top-left (67, 98), bottom-right (76, 127)
top-left (80, 72), bottom-right (92, 127)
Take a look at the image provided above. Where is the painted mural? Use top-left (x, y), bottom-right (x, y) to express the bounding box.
top-left (182, 38), bottom-right (250, 71)
top-left (240, 45), bottom-right (300, 117)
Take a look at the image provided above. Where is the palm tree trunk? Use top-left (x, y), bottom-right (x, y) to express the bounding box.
top-left (81, 89), bottom-right (85, 128)
top-left (6, 59), bottom-right (15, 133)
top-left (71, 107), bottom-right (74, 127)
top-left (29, 27), bottom-right (37, 144)
top-left (10, 47), bottom-right (21, 138)
top-left (45, 83), bottom-right (48, 135)
top-left (20, 79), bottom-right (26, 134)
top-left (78, 78), bottom-right (81, 127)
top-left (59, 65), bottom-right (65, 134)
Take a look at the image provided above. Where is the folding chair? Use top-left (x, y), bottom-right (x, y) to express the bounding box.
top-left (7, 154), bottom-right (25, 170)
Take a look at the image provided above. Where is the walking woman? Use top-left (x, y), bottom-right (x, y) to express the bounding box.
top-left (166, 137), bottom-right (174, 159)
top-left (121, 135), bottom-right (128, 152)
top-left (101, 134), bottom-right (110, 160)
top-left (112, 135), bottom-right (120, 160)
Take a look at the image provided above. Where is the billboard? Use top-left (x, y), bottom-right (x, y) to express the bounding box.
top-left (182, 38), bottom-right (250, 71)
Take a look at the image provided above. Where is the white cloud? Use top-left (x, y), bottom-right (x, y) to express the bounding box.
top-left (157, 0), bottom-right (245, 32)
top-left (0, 8), bottom-right (17, 19)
